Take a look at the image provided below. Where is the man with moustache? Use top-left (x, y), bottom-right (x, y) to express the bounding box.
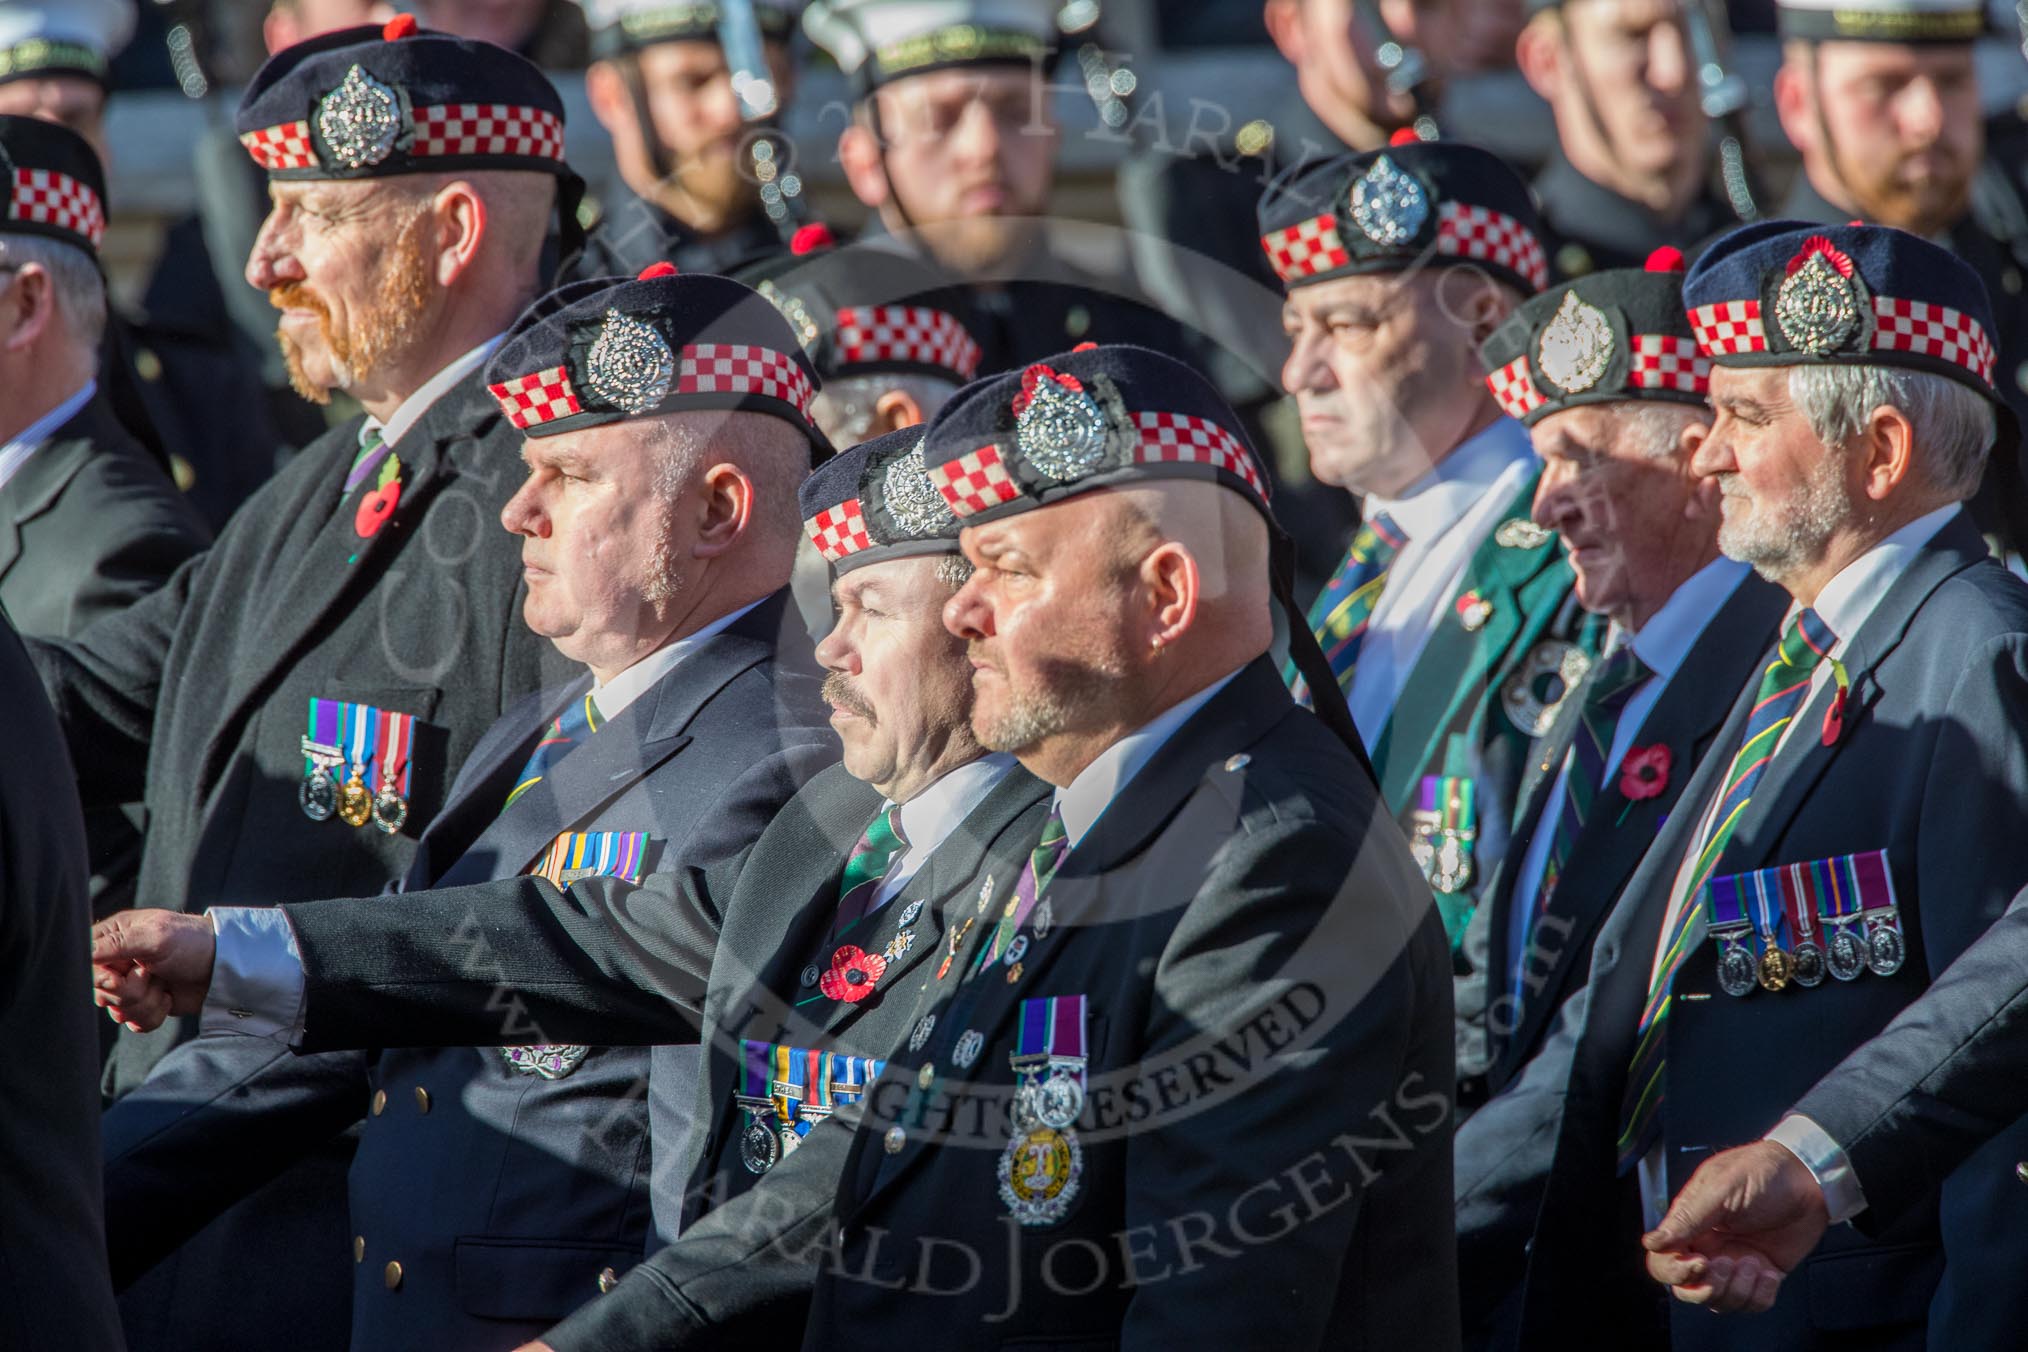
top-left (1470, 221), bottom-right (2028, 1350)
top-left (1516, 0), bottom-right (1736, 278)
top-left (92, 266), bottom-right (837, 1349)
top-left (1450, 252), bottom-right (1785, 1334)
top-left (803, 0), bottom-right (1188, 369)
top-left (33, 19), bottom-right (578, 1350)
top-left (570, 0), bottom-right (802, 279)
top-left (1770, 0), bottom-right (2028, 550)
top-left (1263, 139), bottom-right (1594, 971)
top-left (510, 344), bottom-right (1455, 1351)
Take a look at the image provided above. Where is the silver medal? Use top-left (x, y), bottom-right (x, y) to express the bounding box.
top-left (740, 1117), bottom-right (780, 1174)
top-left (1866, 922), bottom-right (1906, 977)
top-left (300, 766), bottom-right (338, 822)
top-left (1790, 939), bottom-right (1825, 989)
top-left (1034, 1068), bottom-right (1085, 1131)
top-left (315, 64), bottom-right (402, 170)
top-left (370, 786), bottom-right (408, 836)
top-left (584, 309), bottom-right (675, 414)
top-left (1827, 926), bottom-right (1866, 982)
top-left (1716, 937), bottom-right (1758, 998)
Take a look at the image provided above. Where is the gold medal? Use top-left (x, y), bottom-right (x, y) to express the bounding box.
top-left (1757, 947), bottom-right (1791, 993)
top-left (337, 767), bottom-right (373, 828)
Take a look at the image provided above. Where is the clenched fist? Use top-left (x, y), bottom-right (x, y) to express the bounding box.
top-left (91, 909), bottom-right (218, 1033)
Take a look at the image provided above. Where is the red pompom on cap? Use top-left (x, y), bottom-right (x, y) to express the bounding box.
top-left (790, 222), bottom-right (836, 255)
top-left (383, 13), bottom-right (418, 39)
top-left (1389, 127), bottom-right (1421, 147)
top-left (636, 261), bottom-right (678, 280)
top-left (1645, 245), bottom-right (1686, 274)
top-left (1072, 341), bottom-right (1097, 352)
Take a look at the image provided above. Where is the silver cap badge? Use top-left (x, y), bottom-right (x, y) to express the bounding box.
top-left (1775, 244), bottom-right (1862, 355)
top-left (1349, 154), bottom-right (1429, 247)
top-left (1014, 366), bottom-right (1109, 481)
top-left (585, 309), bottom-right (676, 414)
top-left (1536, 291), bottom-right (1615, 393)
top-left (882, 440), bottom-right (957, 537)
top-left (316, 64), bottom-right (402, 171)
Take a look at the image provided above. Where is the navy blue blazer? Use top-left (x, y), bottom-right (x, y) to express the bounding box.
top-left (1458, 511), bottom-right (2028, 1351)
top-left (101, 592), bottom-right (835, 1350)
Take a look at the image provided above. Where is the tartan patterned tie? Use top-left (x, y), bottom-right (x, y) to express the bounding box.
top-left (503, 691), bottom-right (603, 812)
top-left (1290, 512), bottom-right (1407, 704)
top-left (1532, 645), bottom-right (1655, 916)
top-left (972, 807), bottom-right (1069, 977)
top-left (832, 804), bottom-right (910, 936)
top-left (1615, 608), bottom-right (1836, 1169)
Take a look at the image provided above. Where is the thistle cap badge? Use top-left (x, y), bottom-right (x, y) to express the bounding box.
top-left (1536, 290), bottom-right (1615, 393)
top-left (1349, 154), bottom-right (1429, 247)
top-left (584, 309), bottom-right (676, 414)
top-left (316, 64), bottom-right (402, 170)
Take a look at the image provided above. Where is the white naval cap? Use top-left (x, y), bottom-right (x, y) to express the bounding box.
top-left (803, 0), bottom-right (1061, 91)
top-left (1774, 0), bottom-right (1989, 43)
top-left (0, 0), bottom-right (136, 86)
top-left (579, 0), bottom-right (804, 56)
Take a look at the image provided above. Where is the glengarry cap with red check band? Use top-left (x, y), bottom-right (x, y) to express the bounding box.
top-left (801, 425), bottom-right (963, 577)
top-left (1481, 247), bottom-right (1710, 426)
top-left (735, 226), bottom-right (986, 387)
top-left (235, 15), bottom-right (571, 182)
top-left (1683, 219), bottom-right (2006, 412)
top-left (484, 263), bottom-right (830, 455)
top-left (0, 114), bottom-right (107, 258)
top-left (1257, 136), bottom-right (1550, 298)
top-left (916, 342), bottom-right (1376, 772)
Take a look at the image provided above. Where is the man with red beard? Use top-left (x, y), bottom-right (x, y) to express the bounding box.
top-left (31, 17), bottom-right (579, 1352)
top-left (1771, 0), bottom-right (2028, 552)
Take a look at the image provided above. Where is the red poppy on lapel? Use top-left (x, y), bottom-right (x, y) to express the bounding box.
top-left (1822, 687), bottom-right (1847, 747)
top-left (1619, 744), bottom-right (1672, 801)
top-left (819, 945), bottom-right (887, 1003)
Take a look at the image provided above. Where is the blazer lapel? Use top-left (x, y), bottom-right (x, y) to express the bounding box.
top-left (0, 398), bottom-right (104, 582)
top-left (1722, 516), bottom-right (1989, 870)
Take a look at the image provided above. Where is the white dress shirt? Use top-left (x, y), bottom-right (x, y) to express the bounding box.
top-left (202, 598), bottom-right (768, 1039)
top-left (0, 378), bottom-right (94, 497)
top-left (361, 336), bottom-right (503, 449)
top-left (871, 753), bottom-right (1020, 910)
top-left (1635, 505), bottom-right (1961, 1226)
top-left (1504, 558), bottom-right (1751, 995)
top-left (1347, 419), bottom-right (1537, 746)
top-left (1054, 670), bottom-right (1242, 850)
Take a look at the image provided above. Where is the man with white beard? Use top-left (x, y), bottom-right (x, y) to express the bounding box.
top-left (1458, 220), bottom-right (2028, 1351)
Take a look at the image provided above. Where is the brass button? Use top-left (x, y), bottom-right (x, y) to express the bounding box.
top-left (353, 1236), bottom-right (365, 1264)
top-left (384, 1260), bottom-right (403, 1290)
top-left (2015, 1161), bottom-right (2028, 1185)
top-left (413, 1087), bottom-right (431, 1114)
top-left (597, 1266), bottom-right (619, 1294)
top-left (884, 1125), bottom-right (906, 1154)
top-left (371, 1089), bottom-right (387, 1116)
top-left (917, 1063), bottom-right (935, 1091)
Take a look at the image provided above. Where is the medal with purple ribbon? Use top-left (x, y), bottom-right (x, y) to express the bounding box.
top-left (1703, 871), bottom-right (1757, 997)
top-left (1011, 994), bottom-right (1087, 1132)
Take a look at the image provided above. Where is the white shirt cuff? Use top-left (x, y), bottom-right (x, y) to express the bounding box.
top-left (200, 907), bottom-right (309, 1040)
top-left (1767, 1112), bottom-right (1869, 1224)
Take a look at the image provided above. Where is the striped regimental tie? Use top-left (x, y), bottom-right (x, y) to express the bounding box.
top-left (1615, 608), bottom-right (1836, 1170)
top-left (502, 691), bottom-right (604, 812)
top-left (832, 804), bottom-right (911, 936)
top-left (1530, 645), bottom-right (1656, 919)
top-left (1290, 512), bottom-right (1407, 706)
top-left (971, 807), bottom-right (1069, 978)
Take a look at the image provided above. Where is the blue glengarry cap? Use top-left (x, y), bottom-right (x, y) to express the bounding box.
top-left (801, 425), bottom-right (962, 573)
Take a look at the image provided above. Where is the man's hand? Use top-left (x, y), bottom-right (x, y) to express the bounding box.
top-left (91, 910), bottom-right (218, 1032)
top-left (1641, 1139), bottom-right (1831, 1314)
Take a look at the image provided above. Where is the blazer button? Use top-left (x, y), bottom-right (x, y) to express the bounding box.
top-left (917, 1063), bottom-right (935, 1091)
top-left (384, 1261), bottom-right (403, 1291)
top-left (884, 1125), bottom-right (906, 1154)
top-left (354, 1236), bottom-right (365, 1264)
top-left (371, 1090), bottom-right (387, 1116)
top-left (414, 1087), bottom-right (432, 1114)
top-left (800, 964), bottom-right (821, 988)
top-left (597, 1267), bottom-right (619, 1294)
top-left (2015, 1162), bottom-right (2028, 1185)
